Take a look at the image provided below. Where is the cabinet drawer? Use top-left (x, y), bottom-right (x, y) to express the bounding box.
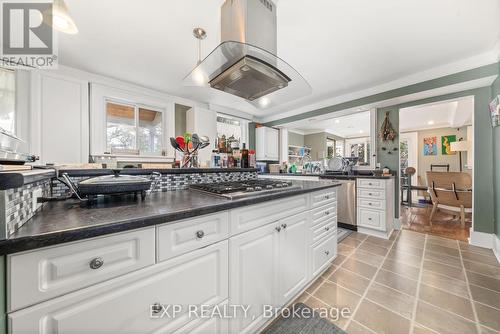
top-left (173, 301), bottom-right (228, 334)
top-left (9, 241), bottom-right (228, 334)
top-left (358, 208), bottom-right (385, 231)
top-left (157, 212), bottom-right (229, 262)
top-left (8, 228), bottom-right (155, 312)
top-left (358, 198), bottom-right (385, 210)
top-left (358, 188), bottom-right (385, 200)
top-left (357, 178), bottom-right (385, 189)
top-left (311, 233), bottom-right (337, 277)
top-left (311, 219), bottom-right (337, 244)
top-left (311, 188), bottom-right (337, 208)
top-left (230, 194), bottom-right (308, 236)
top-left (311, 202), bottom-right (337, 225)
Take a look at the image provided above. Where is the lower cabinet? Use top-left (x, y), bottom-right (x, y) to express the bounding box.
top-left (311, 233), bottom-right (337, 277)
top-left (9, 241), bottom-right (228, 334)
top-left (229, 212), bottom-right (309, 334)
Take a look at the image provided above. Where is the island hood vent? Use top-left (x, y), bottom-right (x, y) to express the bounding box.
top-left (183, 0), bottom-right (311, 109)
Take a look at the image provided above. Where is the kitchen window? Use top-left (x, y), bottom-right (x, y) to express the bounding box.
top-left (216, 114), bottom-right (248, 147)
top-left (106, 101), bottom-right (163, 154)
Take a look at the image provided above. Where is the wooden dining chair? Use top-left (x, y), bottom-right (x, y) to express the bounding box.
top-left (425, 171), bottom-right (472, 226)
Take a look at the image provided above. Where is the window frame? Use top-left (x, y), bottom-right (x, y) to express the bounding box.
top-left (216, 113), bottom-right (249, 147)
top-left (105, 98), bottom-right (165, 155)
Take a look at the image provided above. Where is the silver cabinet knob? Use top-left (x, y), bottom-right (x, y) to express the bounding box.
top-left (151, 303), bottom-right (163, 314)
top-left (369, 183), bottom-right (373, 186)
top-left (275, 226), bottom-right (282, 232)
top-left (324, 250), bottom-right (330, 256)
top-left (281, 223), bottom-right (287, 229)
top-left (325, 211), bottom-right (330, 215)
top-left (368, 203), bottom-right (372, 205)
top-left (324, 195), bottom-right (330, 199)
top-left (89, 257), bottom-right (104, 270)
top-left (368, 218), bottom-right (372, 221)
top-left (325, 226), bottom-right (330, 231)
top-left (195, 230), bottom-right (205, 239)
top-left (369, 193), bottom-right (373, 196)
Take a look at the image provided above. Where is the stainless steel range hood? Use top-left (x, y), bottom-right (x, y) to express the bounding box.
top-left (183, 0), bottom-right (311, 109)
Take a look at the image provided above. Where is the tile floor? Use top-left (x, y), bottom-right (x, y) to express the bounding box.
top-left (400, 206), bottom-right (472, 241)
top-left (294, 229), bottom-right (500, 334)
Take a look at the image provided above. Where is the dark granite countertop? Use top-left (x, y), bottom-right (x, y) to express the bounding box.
top-left (0, 169), bottom-right (56, 190)
top-left (259, 173), bottom-right (394, 180)
top-left (0, 180), bottom-right (340, 255)
top-left (58, 167), bottom-right (258, 177)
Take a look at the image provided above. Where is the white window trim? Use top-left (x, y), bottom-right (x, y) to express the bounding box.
top-left (216, 113), bottom-right (249, 146)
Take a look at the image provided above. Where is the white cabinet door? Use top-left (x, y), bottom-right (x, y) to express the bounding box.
top-left (32, 72), bottom-right (89, 164)
top-left (277, 212), bottom-right (309, 305)
top-left (9, 241), bottom-right (228, 334)
top-left (229, 222), bottom-right (279, 334)
top-left (256, 127), bottom-right (279, 161)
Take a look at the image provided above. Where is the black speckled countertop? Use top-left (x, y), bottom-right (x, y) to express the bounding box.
top-left (259, 173), bottom-right (394, 180)
top-left (0, 169), bottom-right (56, 190)
top-left (0, 180), bottom-right (340, 255)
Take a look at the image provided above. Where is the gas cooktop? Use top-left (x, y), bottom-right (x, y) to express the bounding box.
top-left (190, 179), bottom-right (301, 199)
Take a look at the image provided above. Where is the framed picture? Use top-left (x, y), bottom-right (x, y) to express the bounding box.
top-left (423, 136), bottom-right (437, 156)
top-left (490, 95), bottom-right (499, 127)
top-left (441, 135), bottom-right (457, 155)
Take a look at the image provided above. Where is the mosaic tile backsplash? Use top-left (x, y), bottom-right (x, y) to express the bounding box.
top-left (0, 179), bottom-right (51, 238)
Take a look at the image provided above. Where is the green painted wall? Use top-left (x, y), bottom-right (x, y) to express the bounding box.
top-left (248, 122), bottom-right (256, 150)
top-left (288, 131), bottom-right (305, 146)
top-left (492, 64), bottom-right (500, 238)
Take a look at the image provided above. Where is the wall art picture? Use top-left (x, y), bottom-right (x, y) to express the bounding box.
top-left (490, 95), bottom-right (499, 127)
top-left (441, 135), bottom-right (456, 155)
top-left (423, 136), bottom-right (437, 156)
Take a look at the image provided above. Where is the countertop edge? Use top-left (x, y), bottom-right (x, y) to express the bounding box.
top-left (0, 169), bottom-right (56, 190)
top-left (0, 182), bottom-right (340, 255)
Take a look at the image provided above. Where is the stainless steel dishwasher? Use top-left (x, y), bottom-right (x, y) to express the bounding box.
top-left (336, 179), bottom-right (357, 229)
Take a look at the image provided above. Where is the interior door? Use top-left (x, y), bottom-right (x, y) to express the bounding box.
top-left (277, 212), bottom-right (309, 305)
top-left (229, 222), bottom-right (279, 334)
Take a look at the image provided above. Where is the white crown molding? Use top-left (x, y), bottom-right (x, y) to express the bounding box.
top-left (259, 51), bottom-right (499, 123)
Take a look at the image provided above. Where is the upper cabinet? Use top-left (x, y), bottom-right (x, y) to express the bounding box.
top-left (30, 72), bottom-right (89, 164)
top-left (256, 126), bottom-right (279, 161)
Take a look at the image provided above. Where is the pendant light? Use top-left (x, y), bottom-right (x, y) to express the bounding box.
top-left (45, 0), bottom-right (78, 34)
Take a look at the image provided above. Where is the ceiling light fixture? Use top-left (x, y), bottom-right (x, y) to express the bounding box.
top-left (259, 97), bottom-right (270, 107)
top-left (45, 0), bottom-right (78, 34)
top-left (428, 120), bottom-right (435, 125)
top-left (193, 27), bottom-right (207, 65)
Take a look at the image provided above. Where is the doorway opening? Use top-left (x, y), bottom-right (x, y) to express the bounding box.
top-left (398, 96), bottom-right (474, 241)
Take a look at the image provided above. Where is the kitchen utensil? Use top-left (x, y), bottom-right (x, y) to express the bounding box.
top-left (327, 157), bottom-right (343, 171)
top-left (175, 136), bottom-right (186, 151)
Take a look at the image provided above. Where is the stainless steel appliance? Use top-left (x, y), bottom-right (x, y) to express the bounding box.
top-left (0, 128), bottom-right (38, 165)
top-left (190, 179), bottom-right (301, 200)
top-left (336, 179), bottom-right (357, 229)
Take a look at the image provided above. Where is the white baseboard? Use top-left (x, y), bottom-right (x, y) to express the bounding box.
top-left (469, 229), bottom-right (494, 249)
top-left (494, 235), bottom-right (500, 264)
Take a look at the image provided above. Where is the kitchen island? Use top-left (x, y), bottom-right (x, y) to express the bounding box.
top-left (2, 180), bottom-right (339, 334)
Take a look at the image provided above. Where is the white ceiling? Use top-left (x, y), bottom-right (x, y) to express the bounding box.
top-left (60, 0), bottom-right (500, 119)
top-left (286, 110), bottom-right (371, 138)
top-left (399, 96), bottom-right (473, 132)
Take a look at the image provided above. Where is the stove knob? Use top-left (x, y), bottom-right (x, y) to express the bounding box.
top-left (281, 183), bottom-right (289, 187)
top-left (266, 185), bottom-right (273, 189)
top-left (254, 186), bottom-right (262, 191)
top-left (275, 183), bottom-right (283, 188)
top-left (246, 187), bottom-right (254, 192)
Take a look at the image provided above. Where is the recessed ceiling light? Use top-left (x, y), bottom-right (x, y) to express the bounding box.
top-left (334, 120), bottom-right (340, 124)
top-left (428, 120), bottom-right (435, 125)
top-left (359, 130), bottom-right (364, 133)
top-left (259, 97), bottom-right (270, 107)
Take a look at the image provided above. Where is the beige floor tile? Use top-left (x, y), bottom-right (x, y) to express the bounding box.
top-left (353, 299), bottom-right (411, 334)
top-left (463, 260), bottom-right (500, 279)
top-left (365, 236), bottom-right (394, 249)
top-left (392, 242), bottom-right (424, 257)
top-left (350, 249), bottom-right (386, 267)
top-left (425, 243), bottom-right (460, 258)
top-left (399, 229), bottom-right (426, 241)
top-left (458, 241), bottom-right (495, 256)
top-left (421, 270), bottom-right (469, 298)
top-left (481, 325), bottom-right (500, 334)
top-left (389, 230), bottom-right (399, 241)
top-left (347, 232), bottom-right (369, 241)
top-left (321, 264), bottom-right (338, 280)
top-left (312, 280), bottom-right (361, 312)
top-left (475, 302), bottom-right (500, 330)
top-left (424, 249), bottom-right (463, 268)
top-left (382, 258), bottom-right (420, 280)
top-left (341, 237), bottom-right (364, 248)
top-left (341, 258), bottom-right (378, 279)
top-left (394, 236), bottom-right (425, 249)
top-left (305, 277), bottom-right (324, 294)
top-left (466, 271), bottom-right (500, 292)
top-left (461, 250), bottom-right (500, 267)
top-left (366, 282), bottom-right (415, 318)
top-left (358, 242), bottom-right (390, 257)
top-left (418, 283), bottom-right (474, 321)
top-left (413, 324), bottom-right (439, 334)
top-left (415, 300), bottom-right (478, 334)
top-left (423, 259), bottom-right (465, 280)
top-left (292, 291), bottom-right (310, 305)
top-left (332, 254), bottom-right (347, 266)
top-left (374, 269), bottom-right (418, 296)
top-left (346, 320), bottom-right (376, 334)
top-left (426, 235), bottom-right (459, 249)
top-left (469, 284), bottom-right (500, 309)
top-left (304, 294), bottom-right (351, 329)
top-left (326, 267), bottom-right (370, 295)
top-left (387, 249), bottom-right (422, 267)
top-left (338, 243), bottom-right (356, 256)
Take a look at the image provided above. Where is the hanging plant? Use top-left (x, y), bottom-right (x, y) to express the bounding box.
top-left (379, 112), bottom-right (397, 142)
